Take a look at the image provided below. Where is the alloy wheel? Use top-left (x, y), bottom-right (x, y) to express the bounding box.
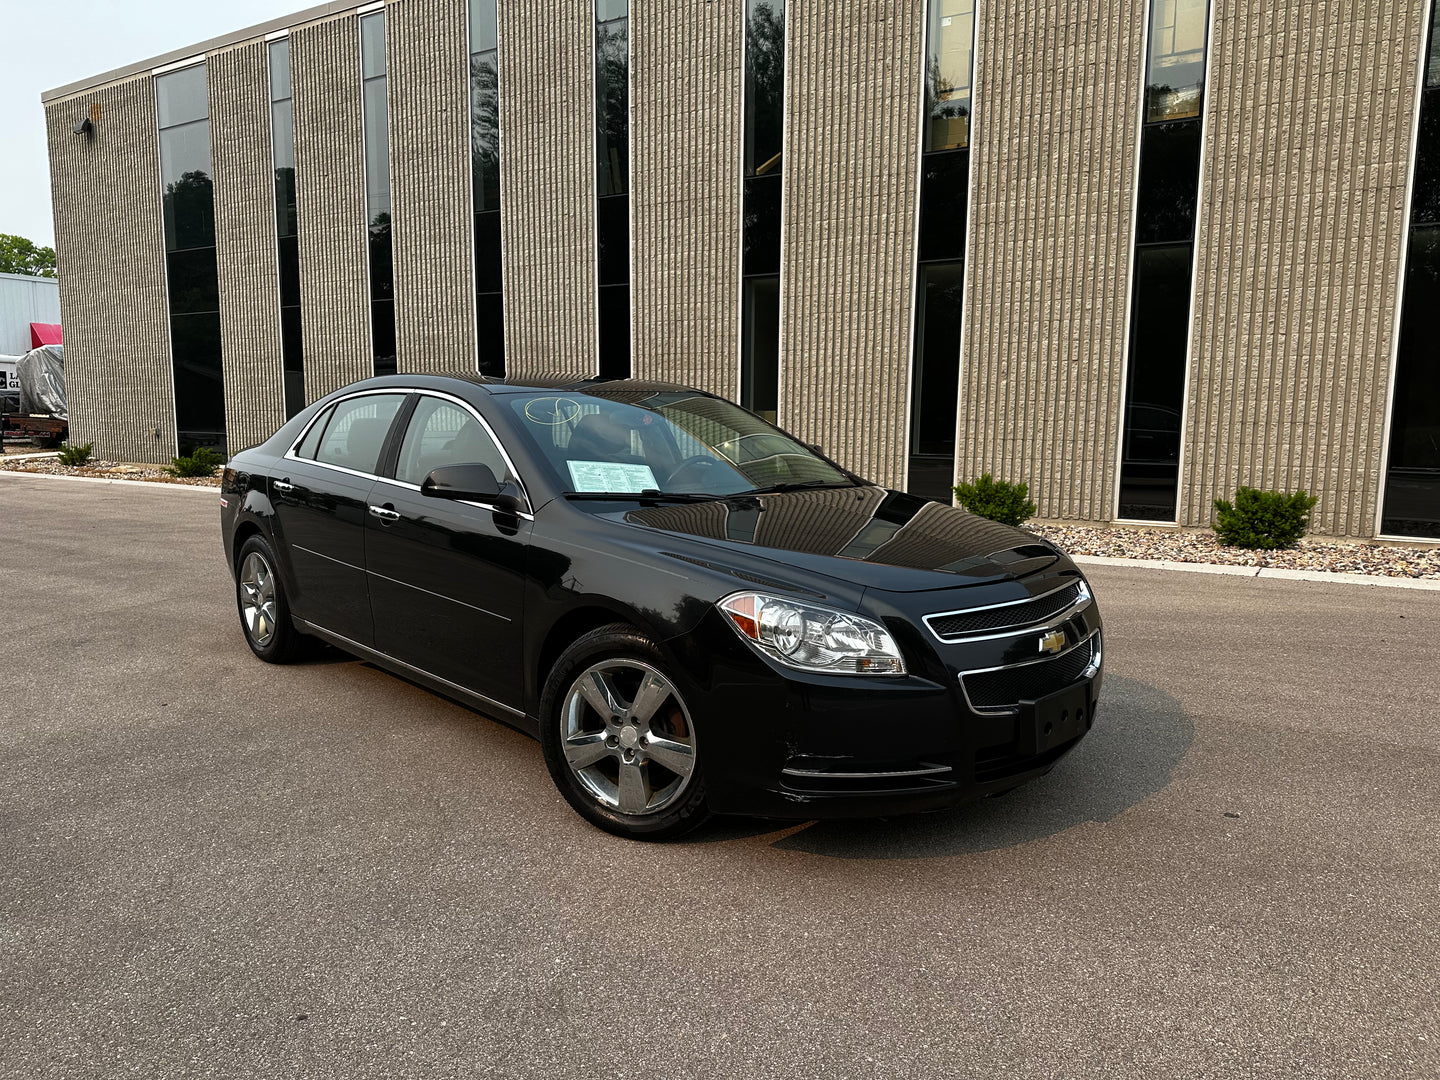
top-left (238, 551), bottom-right (278, 647)
top-left (558, 660), bottom-right (697, 816)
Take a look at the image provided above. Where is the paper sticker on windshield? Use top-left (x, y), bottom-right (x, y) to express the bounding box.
top-left (567, 461), bottom-right (658, 493)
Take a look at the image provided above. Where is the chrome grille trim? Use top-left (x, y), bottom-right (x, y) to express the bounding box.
top-left (923, 579), bottom-right (1092, 643)
top-left (957, 629), bottom-right (1102, 715)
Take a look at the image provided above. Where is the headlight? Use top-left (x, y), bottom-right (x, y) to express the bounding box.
top-left (717, 592), bottom-right (907, 675)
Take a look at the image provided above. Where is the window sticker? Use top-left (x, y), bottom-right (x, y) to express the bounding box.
top-left (567, 460), bottom-right (658, 493)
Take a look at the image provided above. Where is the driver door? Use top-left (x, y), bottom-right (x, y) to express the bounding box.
top-left (364, 394), bottom-right (531, 712)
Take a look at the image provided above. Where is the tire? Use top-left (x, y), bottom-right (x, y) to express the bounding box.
top-left (539, 623), bottom-right (710, 840)
top-left (235, 535), bottom-right (302, 664)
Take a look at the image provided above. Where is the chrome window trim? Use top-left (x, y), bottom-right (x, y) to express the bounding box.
top-left (923, 579), bottom-right (1091, 643)
top-left (283, 386), bottom-right (535, 517)
top-left (956, 628), bottom-right (1102, 716)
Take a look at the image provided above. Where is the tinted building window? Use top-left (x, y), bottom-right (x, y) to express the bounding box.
top-left (595, 0), bottom-right (630, 376)
top-left (741, 0), bottom-right (784, 418)
top-left (269, 38), bottom-right (304, 418)
top-left (1119, 0), bottom-right (1210, 520)
top-left (1382, 14), bottom-right (1440, 538)
top-left (361, 12), bottom-right (396, 377)
top-left (924, 0), bottom-right (973, 153)
top-left (907, 0), bottom-right (973, 502)
top-left (469, 0), bottom-right (504, 375)
top-left (156, 62), bottom-right (226, 455)
top-left (1145, 0), bottom-right (1207, 123)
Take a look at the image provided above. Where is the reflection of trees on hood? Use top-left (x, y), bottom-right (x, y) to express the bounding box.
top-left (164, 170), bottom-right (215, 249)
top-left (470, 53), bottom-right (500, 207)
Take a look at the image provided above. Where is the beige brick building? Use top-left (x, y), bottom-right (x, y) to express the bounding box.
top-left (41, 0), bottom-right (1440, 541)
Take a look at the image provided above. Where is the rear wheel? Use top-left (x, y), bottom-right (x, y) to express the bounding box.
top-left (236, 536), bottom-right (301, 663)
top-left (540, 624), bottom-right (709, 840)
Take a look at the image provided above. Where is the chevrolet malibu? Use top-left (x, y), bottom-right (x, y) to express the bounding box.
top-left (220, 374), bottom-right (1103, 839)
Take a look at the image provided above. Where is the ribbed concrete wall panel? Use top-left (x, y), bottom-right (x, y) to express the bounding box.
top-left (631, 0), bottom-right (742, 397)
top-left (778, 1), bottom-right (923, 489)
top-left (1183, 0), bottom-right (1425, 538)
top-left (210, 42), bottom-right (288, 453)
top-left (44, 78), bottom-right (175, 464)
top-left (292, 15), bottom-right (373, 401)
top-left (388, 0), bottom-right (477, 373)
top-left (499, 0), bottom-right (596, 377)
top-left (960, 0), bottom-right (1144, 522)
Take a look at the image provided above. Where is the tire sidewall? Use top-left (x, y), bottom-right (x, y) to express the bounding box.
top-left (539, 623), bottom-right (709, 840)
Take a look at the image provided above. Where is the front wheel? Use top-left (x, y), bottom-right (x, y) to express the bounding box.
top-left (539, 624), bottom-right (709, 840)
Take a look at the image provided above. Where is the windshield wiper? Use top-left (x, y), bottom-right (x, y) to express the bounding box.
top-left (563, 490), bottom-right (728, 503)
top-left (735, 479), bottom-right (865, 496)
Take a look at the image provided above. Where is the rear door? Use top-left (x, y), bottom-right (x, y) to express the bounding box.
top-left (364, 393), bottom-right (531, 711)
top-left (270, 391), bottom-right (408, 645)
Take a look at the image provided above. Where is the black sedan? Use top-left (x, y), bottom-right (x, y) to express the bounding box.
top-left (220, 374), bottom-right (1103, 839)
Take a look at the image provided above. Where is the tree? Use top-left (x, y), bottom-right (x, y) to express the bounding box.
top-left (0, 234), bottom-right (57, 278)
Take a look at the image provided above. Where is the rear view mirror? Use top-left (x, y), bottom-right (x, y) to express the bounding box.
top-left (421, 464), bottom-right (520, 512)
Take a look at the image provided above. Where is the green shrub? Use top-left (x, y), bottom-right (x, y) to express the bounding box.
top-left (1212, 487), bottom-right (1318, 549)
top-left (56, 441), bottom-right (94, 467)
top-left (953, 473), bottom-right (1038, 527)
top-left (166, 446), bottom-right (224, 478)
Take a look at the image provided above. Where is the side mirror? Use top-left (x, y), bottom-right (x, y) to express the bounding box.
top-left (421, 463), bottom-right (521, 512)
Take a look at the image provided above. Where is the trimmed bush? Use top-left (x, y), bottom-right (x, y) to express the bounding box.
top-left (166, 446), bottom-right (224, 478)
top-left (56, 441), bottom-right (94, 467)
top-left (954, 473), bottom-right (1037, 527)
top-left (1212, 487), bottom-right (1318, 549)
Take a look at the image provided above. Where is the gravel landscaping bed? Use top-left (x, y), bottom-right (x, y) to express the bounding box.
top-left (0, 454), bottom-right (220, 487)
top-left (1032, 524), bottom-right (1440, 579)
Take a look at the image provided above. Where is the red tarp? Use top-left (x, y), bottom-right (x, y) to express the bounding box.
top-left (30, 323), bottom-right (62, 348)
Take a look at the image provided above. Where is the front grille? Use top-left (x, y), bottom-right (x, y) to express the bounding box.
top-left (962, 636), bottom-right (1096, 711)
top-left (926, 582), bottom-right (1083, 640)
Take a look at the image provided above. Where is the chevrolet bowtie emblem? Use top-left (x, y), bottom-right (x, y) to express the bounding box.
top-left (1039, 630), bottom-right (1067, 655)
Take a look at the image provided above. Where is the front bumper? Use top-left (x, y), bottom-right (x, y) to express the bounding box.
top-left (664, 581), bottom-right (1103, 820)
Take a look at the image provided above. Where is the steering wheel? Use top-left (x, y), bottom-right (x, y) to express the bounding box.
top-left (664, 455), bottom-right (723, 489)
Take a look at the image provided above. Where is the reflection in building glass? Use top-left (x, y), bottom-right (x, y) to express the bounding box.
top-left (907, 0), bottom-right (974, 502)
top-left (361, 12), bottom-right (396, 376)
top-left (1145, 0), bottom-right (1207, 123)
top-left (595, 0), bottom-right (630, 377)
top-left (741, 0), bottom-right (784, 420)
top-left (925, 0), bottom-right (973, 152)
top-left (1119, 0), bottom-right (1210, 521)
top-left (1381, 14), bottom-right (1440, 538)
top-left (469, 0), bottom-right (504, 375)
top-left (156, 61), bottom-right (226, 454)
top-left (269, 38), bottom-right (304, 418)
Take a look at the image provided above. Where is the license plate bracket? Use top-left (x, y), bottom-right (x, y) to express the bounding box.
top-left (1019, 681), bottom-right (1091, 756)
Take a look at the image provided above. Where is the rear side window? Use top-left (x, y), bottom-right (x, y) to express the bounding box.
top-left (312, 394), bottom-right (405, 474)
top-left (396, 396), bottom-right (508, 486)
top-left (294, 408), bottom-right (330, 460)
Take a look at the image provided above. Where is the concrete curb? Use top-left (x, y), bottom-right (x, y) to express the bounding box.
top-left (1072, 554), bottom-right (1440, 591)
top-left (2, 451), bottom-right (61, 462)
top-left (0, 468), bottom-right (219, 495)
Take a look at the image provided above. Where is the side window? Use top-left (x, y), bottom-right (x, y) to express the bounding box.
top-left (294, 407), bottom-right (331, 460)
top-left (313, 393), bottom-right (405, 474)
top-left (396, 396), bottom-right (508, 486)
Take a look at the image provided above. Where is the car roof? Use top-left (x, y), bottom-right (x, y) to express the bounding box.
top-left (376, 372), bottom-right (701, 397)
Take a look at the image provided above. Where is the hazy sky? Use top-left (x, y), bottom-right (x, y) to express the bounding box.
top-left (0, 1), bottom-right (304, 248)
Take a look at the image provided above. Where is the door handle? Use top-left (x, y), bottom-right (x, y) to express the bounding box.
top-left (273, 478), bottom-right (295, 493)
top-left (368, 504), bottom-right (401, 523)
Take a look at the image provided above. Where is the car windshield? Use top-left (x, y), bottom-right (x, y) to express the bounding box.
top-left (507, 390), bottom-right (857, 497)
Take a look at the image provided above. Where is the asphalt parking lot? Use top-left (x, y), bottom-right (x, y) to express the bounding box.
top-left (1, 474), bottom-right (1435, 1079)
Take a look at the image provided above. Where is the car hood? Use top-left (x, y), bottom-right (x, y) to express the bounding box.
top-left (609, 487), bottom-right (1057, 593)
